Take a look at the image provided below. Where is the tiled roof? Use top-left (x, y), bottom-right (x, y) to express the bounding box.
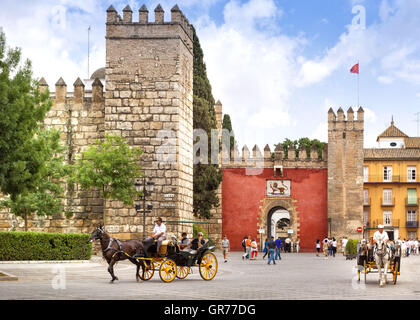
top-left (376, 121), bottom-right (408, 141)
top-left (364, 148), bottom-right (420, 160)
top-left (405, 137), bottom-right (420, 149)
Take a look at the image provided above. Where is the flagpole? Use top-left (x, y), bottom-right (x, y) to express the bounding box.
top-left (357, 60), bottom-right (359, 109)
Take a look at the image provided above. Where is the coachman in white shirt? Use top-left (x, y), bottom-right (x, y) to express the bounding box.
top-left (372, 224), bottom-right (389, 244)
top-left (152, 217), bottom-right (166, 255)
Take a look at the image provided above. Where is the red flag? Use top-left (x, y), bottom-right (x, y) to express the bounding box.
top-left (350, 63), bottom-right (359, 74)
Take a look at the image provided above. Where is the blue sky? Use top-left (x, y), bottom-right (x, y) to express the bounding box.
top-left (1, 0), bottom-right (420, 149)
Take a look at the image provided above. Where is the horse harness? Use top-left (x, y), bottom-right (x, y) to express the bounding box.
top-left (103, 237), bottom-right (125, 259)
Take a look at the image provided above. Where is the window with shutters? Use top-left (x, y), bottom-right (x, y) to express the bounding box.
top-left (383, 211), bottom-right (392, 226)
top-left (363, 166), bottom-right (369, 182)
top-left (407, 188), bottom-right (417, 206)
top-left (383, 189), bottom-right (393, 205)
top-left (383, 166), bottom-right (392, 182)
top-left (407, 210), bottom-right (417, 222)
top-left (407, 166), bottom-right (416, 182)
top-left (363, 189), bottom-right (369, 205)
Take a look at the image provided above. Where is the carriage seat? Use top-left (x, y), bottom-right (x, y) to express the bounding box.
top-left (181, 248), bottom-right (197, 256)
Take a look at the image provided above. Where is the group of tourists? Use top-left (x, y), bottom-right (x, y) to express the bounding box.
top-left (398, 238), bottom-right (419, 257)
top-left (316, 237), bottom-right (338, 258)
top-left (238, 235), bottom-right (299, 264)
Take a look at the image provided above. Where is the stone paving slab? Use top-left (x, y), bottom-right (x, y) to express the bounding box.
top-left (0, 252), bottom-right (419, 300)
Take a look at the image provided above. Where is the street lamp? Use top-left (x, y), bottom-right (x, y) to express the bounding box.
top-left (135, 177), bottom-right (155, 239)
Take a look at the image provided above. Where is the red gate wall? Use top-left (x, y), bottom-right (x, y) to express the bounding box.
top-left (222, 168), bottom-right (328, 252)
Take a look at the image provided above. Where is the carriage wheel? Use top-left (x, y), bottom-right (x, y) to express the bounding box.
top-left (363, 260), bottom-right (367, 284)
top-left (159, 259), bottom-right (177, 283)
top-left (199, 252), bottom-right (218, 281)
top-left (393, 261), bottom-right (399, 285)
top-left (139, 261), bottom-right (154, 281)
top-left (176, 266), bottom-right (190, 279)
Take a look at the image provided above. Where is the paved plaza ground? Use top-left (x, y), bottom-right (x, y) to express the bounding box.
top-left (1, 251), bottom-right (420, 300)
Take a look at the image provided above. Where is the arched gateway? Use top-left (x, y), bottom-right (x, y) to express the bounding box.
top-left (267, 207), bottom-right (291, 239)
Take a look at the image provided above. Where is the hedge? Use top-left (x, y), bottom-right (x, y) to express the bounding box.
top-left (345, 239), bottom-right (358, 255)
top-left (0, 231), bottom-right (92, 261)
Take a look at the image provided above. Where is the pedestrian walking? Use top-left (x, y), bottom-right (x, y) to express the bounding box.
top-left (250, 238), bottom-right (258, 260)
top-left (332, 238), bottom-right (337, 257)
top-left (274, 237), bottom-right (282, 260)
top-left (323, 237), bottom-right (329, 259)
top-left (263, 238), bottom-right (269, 259)
top-left (242, 235), bottom-right (252, 260)
top-left (316, 239), bottom-right (321, 256)
top-left (296, 239), bottom-right (300, 253)
top-left (267, 236), bottom-right (276, 265)
top-left (221, 235), bottom-right (230, 263)
top-left (341, 237), bottom-right (348, 256)
top-left (241, 236), bottom-right (248, 259)
top-left (285, 237), bottom-right (291, 253)
top-left (327, 237), bottom-right (333, 256)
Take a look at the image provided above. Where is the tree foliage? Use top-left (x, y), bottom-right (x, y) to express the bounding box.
top-left (1, 129), bottom-right (69, 230)
top-left (274, 138), bottom-right (326, 158)
top-left (192, 26), bottom-right (222, 219)
top-left (0, 31), bottom-right (68, 230)
top-left (222, 114), bottom-right (236, 152)
top-left (72, 134), bottom-right (143, 207)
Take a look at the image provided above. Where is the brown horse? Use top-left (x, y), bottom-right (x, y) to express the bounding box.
top-left (89, 226), bottom-right (145, 283)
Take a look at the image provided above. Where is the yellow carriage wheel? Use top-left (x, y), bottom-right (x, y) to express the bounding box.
top-left (159, 259), bottom-right (177, 283)
top-left (393, 260), bottom-right (399, 285)
top-left (199, 252), bottom-right (218, 281)
top-left (139, 261), bottom-right (154, 281)
top-left (176, 266), bottom-right (190, 279)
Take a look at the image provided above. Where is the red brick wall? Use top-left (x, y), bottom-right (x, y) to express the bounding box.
top-left (222, 168), bottom-right (328, 252)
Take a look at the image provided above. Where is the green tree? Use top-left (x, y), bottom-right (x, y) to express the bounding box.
top-left (0, 129), bottom-right (69, 231)
top-left (72, 134), bottom-right (143, 225)
top-left (192, 26), bottom-right (223, 219)
top-left (275, 138), bottom-right (326, 159)
top-left (0, 31), bottom-right (52, 195)
top-left (222, 114), bottom-right (236, 152)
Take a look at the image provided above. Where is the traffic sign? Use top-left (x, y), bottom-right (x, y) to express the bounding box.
top-left (357, 227), bottom-right (363, 233)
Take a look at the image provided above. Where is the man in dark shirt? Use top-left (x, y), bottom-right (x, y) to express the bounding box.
top-left (267, 236), bottom-right (277, 265)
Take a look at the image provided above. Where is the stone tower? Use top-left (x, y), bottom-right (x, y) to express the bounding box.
top-left (327, 107), bottom-right (364, 240)
top-left (104, 4), bottom-right (194, 237)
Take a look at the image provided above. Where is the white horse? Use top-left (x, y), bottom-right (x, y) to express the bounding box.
top-left (374, 239), bottom-right (390, 287)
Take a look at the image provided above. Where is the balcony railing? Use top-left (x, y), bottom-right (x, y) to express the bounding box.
top-left (364, 175), bottom-right (418, 183)
top-left (381, 197), bottom-right (395, 206)
top-left (370, 219), bottom-right (400, 228)
top-left (405, 197), bottom-right (419, 207)
top-left (406, 221), bottom-right (419, 228)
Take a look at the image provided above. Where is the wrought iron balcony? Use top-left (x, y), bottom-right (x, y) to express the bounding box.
top-left (370, 219), bottom-right (400, 228)
top-left (406, 221), bottom-right (419, 228)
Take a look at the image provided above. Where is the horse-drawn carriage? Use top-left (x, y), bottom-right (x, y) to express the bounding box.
top-left (136, 236), bottom-right (217, 282)
top-left (356, 239), bottom-right (401, 286)
top-left (89, 220), bottom-right (218, 283)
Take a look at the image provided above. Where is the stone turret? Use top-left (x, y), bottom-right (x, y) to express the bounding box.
top-left (328, 107), bottom-right (364, 240)
top-left (105, 4), bottom-right (194, 237)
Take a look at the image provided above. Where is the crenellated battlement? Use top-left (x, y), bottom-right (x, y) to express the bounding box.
top-left (46, 77), bottom-right (104, 103)
top-left (106, 4), bottom-right (193, 45)
top-left (328, 106), bottom-right (364, 131)
top-left (221, 143), bottom-right (328, 169)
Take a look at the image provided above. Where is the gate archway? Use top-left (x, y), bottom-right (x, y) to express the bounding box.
top-left (267, 207), bottom-right (290, 239)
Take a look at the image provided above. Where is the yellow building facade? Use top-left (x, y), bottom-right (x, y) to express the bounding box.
top-left (363, 121), bottom-right (420, 240)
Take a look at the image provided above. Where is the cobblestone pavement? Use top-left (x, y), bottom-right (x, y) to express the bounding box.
top-left (1, 252), bottom-right (420, 300)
